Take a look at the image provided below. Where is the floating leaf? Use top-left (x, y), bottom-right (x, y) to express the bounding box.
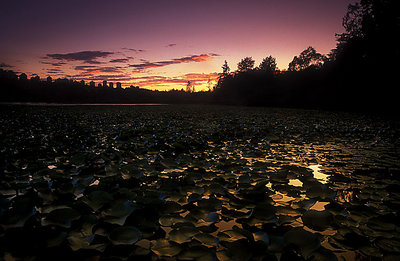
top-left (1, 207), bottom-right (36, 229)
top-left (159, 214), bottom-right (186, 227)
top-left (253, 231), bottom-right (270, 245)
top-left (109, 226), bottom-right (142, 245)
top-left (151, 239), bottom-right (182, 257)
top-left (43, 207), bottom-right (80, 228)
top-left (301, 210), bottom-right (333, 231)
top-left (193, 233), bottom-right (219, 247)
top-left (102, 200), bottom-right (135, 225)
top-left (168, 225), bottom-right (199, 243)
top-left (84, 190), bottom-right (113, 211)
top-left (222, 239), bottom-right (252, 261)
top-left (284, 228), bottom-right (320, 258)
top-left (178, 246), bottom-right (215, 260)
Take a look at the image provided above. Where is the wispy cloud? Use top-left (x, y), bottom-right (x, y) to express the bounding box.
top-left (0, 62), bottom-right (13, 68)
top-left (74, 65), bottom-right (98, 70)
top-left (74, 65), bottom-right (122, 75)
top-left (130, 53), bottom-right (220, 72)
top-left (47, 68), bottom-right (62, 72)
top-left (132, 75), bottom-right (186, 85)
top-left (46, 68), bottom-right (63, 75)
top-left (165, 43), bottom-right (177, 48)
top-left (182, 72), bottom-right (219, 82)
top-left (122, 48), bottom-right (146, 53)
top-left (40, 61), bottom-right (67, 67)
top-left (109, 58), bottom-right (130, 63)
top-left (73, 74), bottom-right (132, 82)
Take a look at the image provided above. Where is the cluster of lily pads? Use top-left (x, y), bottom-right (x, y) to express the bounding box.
top-left (0, 105), bottom-right (399, 260)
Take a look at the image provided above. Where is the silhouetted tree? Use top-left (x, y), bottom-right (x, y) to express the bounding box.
top-left (0, 69), bottom-right (17, 80)
top-left (337, 0), bottom-right (399, 42)
top-left (288, 47), bottom-right (325, 71)
top-left (216, 60), bottom-right (233, 90)
top-left (331, 0), bottom-right (398, 58)
top-left (30, 75), bottom-right (40, 82)
top-left (341, 2), bottom-right (365, 40)
top-left (186, 81), bottom-right (194, 93)
top-left (258, 56), bottom-right (277, 73)
top-left (19, 73), bottom-right (27, 80)
top-left (237, 57), bottom-right (255, 73)
top-left (326, 0), bottom-right (400, 115)
top-left (222, 60), bottom-right (230, 75)
top-left (207, 78), bottom-right (212, 91)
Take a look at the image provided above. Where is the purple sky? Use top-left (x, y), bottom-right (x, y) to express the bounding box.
top-left (0, 0), bottom-right (355, 90)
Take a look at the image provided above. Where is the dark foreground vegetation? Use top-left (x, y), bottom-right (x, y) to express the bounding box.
top-left (0, 105), bottom-right (400, 260)
top-left (1, 0), bottom-right (399, 115)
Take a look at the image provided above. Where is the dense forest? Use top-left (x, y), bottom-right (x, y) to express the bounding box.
top-left (214, 0), bottom-right (400, 114)
top-left (1, 0), bottom-right (399, 114)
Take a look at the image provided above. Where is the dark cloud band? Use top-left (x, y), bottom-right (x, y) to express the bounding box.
top-left (46, 51), bottom-right (114, 62)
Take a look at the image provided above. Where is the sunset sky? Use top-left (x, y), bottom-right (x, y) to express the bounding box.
top-left (0, 0), bottom-right (355, 91)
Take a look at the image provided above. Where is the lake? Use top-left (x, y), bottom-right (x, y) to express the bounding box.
top-left (0, 104), bottom-right (399, 260)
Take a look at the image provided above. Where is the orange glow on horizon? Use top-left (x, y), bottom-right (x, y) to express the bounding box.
top-left (126, 72), bottom-right (220, 91)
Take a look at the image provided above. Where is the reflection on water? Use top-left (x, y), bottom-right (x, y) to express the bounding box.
top-left (136, 239), bottom-right (151, 250)
top-left (89, 179), bottom-right (99, 186)
top-left (272, 192), bottom-right (297, 206)
top-left (214, 219), bottom-right (242, 234)
top-left (2, 102), bottom-right (167, 106)
top-left (310, 201), bottom-right (329, 211)
top-left (337, 190), bottom-right (355, 203)
top-left (309, 164), bottom-right (329, 184)
top-left (289, 178), bottom-right (303, 187)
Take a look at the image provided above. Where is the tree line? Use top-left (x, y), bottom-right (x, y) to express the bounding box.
top-left (0, 71), bottom-right (213, 104)
top-left (214, 0), bottom-right (399, 115)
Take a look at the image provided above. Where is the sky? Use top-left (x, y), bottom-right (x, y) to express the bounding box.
top-left (0, 0), bottom-right (356, 91)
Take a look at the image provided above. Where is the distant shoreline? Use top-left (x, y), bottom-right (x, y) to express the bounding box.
top-left (0, 102), bottom-right (168, 106)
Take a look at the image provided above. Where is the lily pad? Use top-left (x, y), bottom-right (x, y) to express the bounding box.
top-left (168, 225), bottom-right (199, 243)
top-left (178, 246), bottom-right (215, 260)
top-left (301, 210), bottom-right (333, 231)
top-left (151, 239), bottom-right (182, 257)
top-left (284, 228), bottom-right (320, 258)
top-left (253, 231), bottom-right (270, 245)
top-left (84, 190), bottom-right (113, 211)
top-left (159, 214), bottom-right (186, 227)
top-left (102, 200), bottom-right (135, 225)
top-left (43, 207), bottom-right (81, 228)
top-left (109, 226), bottom-right (142, 245)
top-left (221, 239), bottom-right (252, 261)
top-left (193, 233), bottom-right (219, 247)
